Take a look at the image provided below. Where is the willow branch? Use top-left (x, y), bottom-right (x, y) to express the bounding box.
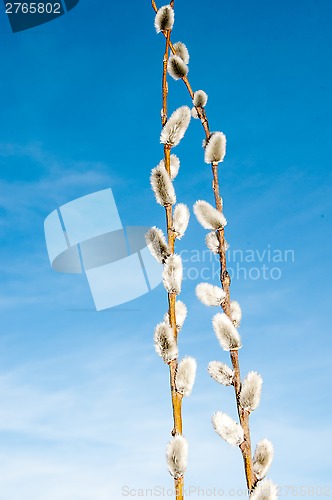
top-left (212, 157), bottom-right (255, 493)
top-left (157, 2), bottom-right (184, 498)
top-left (198, 108), bottom-right (256, 493)
top-left (162, 32), bottom-right (170, 126)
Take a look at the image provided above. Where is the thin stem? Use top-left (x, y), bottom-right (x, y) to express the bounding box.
top-left (152, 0), bottom-right (158, 13)
top-left (211, 139), bottom-right (256, 494)
top-left (155, 2), bottom-right (184, 497)
top-left (211, 164), bottom-right (231, 317)
top-left (211, 145), bottom-right (256, 493)
top-left (176, 476), bottom-right (184, 499)
top-left (151, 1), bottom-right (256, 492)
top-left (211, 166), bottom-right (254, 488)
top-left (162, 33), bottom-right (170, 126)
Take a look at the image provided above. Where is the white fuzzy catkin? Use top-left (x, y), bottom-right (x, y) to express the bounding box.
top-left (253, 439), bottom-right (274, 480)
top-left (175, 300), bottom-right (187, 330)
top-left (158, 154), bottom-right (180, 180)
top-left (173, 204), bottom-right (190, 239)
top-left (163, 254), bottom-right (183, 295)
top-left (212, 313), bottom-right (242, 351)
top-left (154, 322), bottom-right (178, 363)
top-left (204, 132), bottom-right (226, 164)
top-left (205, 231), bottom-right (230, 253)
top-left (166, 434), bottom-right (188, 478)
top-left (145, 227), bottom-right (170, 264)
top-left (160, 106), bottom-right (191, 147)
top-left (173, 42), bottom-right (190, 64)
top-left (230, 300), bottom-right (242, 327)
top-left (212, 412), bottom-right (244, 446)
top-left (194, 200), bottom-right (227, 230)
top-left (150, 166), bottom-right (176, 206)
top-left (154, 5), bottom-right (174, 33)
top-left (239, 371), bottom-right (263, 412)
top-left (164, 300), bottom-right (187, 331)
top-left (250, 479), bottom-right (278, 500)
top-left (176, 357), bottom-right (197, 396)
top-left (169, 154), bottom-right (180, 179)
top-left (205, 231), bottom-right (219, 253)
top-left (208, 361), bottom-right (234, 386)
top-left (196, 282), bottom-right (226, 307)
top-left (167, 55), bottom-right (188, 80)
top-left (191, 107), bottom-right (199, 119)
top-left (193, 90), bottom-right (208, 107)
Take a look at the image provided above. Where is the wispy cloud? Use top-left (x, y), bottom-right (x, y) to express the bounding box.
top-left (0, 333), bottom-right (331, 499)
top-left (0, 141), bottom-right (123, 232)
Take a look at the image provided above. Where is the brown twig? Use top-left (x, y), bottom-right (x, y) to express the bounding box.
top-left (152, 1), bottom-right (256, 492)
top-left (154, 1), bottom-right (184, 498)
top-left (200, 108), bottom-right (256, 494)
top-left (211, 142), bottom-right (256, 494)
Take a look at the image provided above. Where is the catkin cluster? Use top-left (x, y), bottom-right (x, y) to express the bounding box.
top-left (150, 3), bottom-right (277, 499)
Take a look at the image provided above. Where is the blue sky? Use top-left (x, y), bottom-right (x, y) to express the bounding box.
top-left (0, 0), bottom-right (331, 498)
